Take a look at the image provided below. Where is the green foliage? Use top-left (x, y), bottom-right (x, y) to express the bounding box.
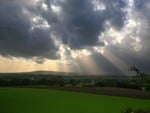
top-left (122, 108), bottom-right (132, 113)
top-left (70, 79), bottom-right (78, 87)
top-left (122, 108), bottom-right (150, 113)
top-left (0, 73), bottom-right (150, 91)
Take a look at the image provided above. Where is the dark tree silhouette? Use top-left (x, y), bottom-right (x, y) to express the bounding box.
top-left (129, 66), bottom-right (140, 76)
top-left (128, 66), bottom-right (145, 89)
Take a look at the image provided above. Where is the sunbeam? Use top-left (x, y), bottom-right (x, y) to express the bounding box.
top-left (102, 49), bottom-right (129, 75)
top-left (0, 0), bottom-right (149, 75)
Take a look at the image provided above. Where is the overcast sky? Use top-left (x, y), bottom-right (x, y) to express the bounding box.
top-left (0, 0), bottom-right (149, 75)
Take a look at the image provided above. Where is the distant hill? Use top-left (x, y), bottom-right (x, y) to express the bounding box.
top-left (0, 71), bottom-right (90, 76)
top-left (0, 71), bottom-right (127, 77)
top-left (25, 71), bottom-right (82, 76)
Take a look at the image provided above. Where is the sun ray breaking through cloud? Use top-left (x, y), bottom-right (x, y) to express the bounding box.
top-left (0, 0), bottom-right (149, 75)
top-left (102, 49), bottom-right (129, 75)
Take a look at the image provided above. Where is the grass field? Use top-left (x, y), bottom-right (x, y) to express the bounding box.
top-left (0, 88), bottom-right (150, 113)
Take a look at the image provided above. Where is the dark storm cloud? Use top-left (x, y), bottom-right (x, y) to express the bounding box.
top-left (0, 0), bottom-right (149, 74)
top-left (61, 0), bottom-right (105, 48)
top-left (134, 0), bottom-right (150, 19)
top-left (59, 0), bottom-right (127, 49)
top-left (0, 0), bottom-right (127, 58)
top-left (134, 0), bottom-right (150, 53)
top-left (0, 0), bottom-right (59, 59)
top-left (101, 0), bottom-right (127, 29)
top-left (90, 0), bottom-right (150, 74)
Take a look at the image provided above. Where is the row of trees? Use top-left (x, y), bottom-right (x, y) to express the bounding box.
top-left (0, 76), bottom-right (65, 86)
top-left (0, 73), bottom-right (150, 91)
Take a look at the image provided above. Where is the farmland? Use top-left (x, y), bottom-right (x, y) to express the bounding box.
top-left (0, 87), bottom-right (150, 113)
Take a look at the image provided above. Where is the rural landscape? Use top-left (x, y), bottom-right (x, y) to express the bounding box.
top-left (0, 0), bottom-right (150, 113)
top-left (0, 70), bottom-right (150, 113)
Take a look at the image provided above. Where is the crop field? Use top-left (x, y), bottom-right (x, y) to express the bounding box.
top-left (0, 87), bottom-right (150, 113)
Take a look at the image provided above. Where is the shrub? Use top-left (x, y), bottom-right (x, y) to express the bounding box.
top-left (122, 108), bottom-right (150, 113)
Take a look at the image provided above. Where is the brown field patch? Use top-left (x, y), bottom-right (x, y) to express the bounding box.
top-left (30, 86), bottom-right (150, 99)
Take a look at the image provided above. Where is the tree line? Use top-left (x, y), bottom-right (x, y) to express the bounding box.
top-left (0, 73), bottom-right (150, 91)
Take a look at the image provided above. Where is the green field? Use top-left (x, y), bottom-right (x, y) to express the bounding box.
top-left (0, 88), bottom-right (150, 113)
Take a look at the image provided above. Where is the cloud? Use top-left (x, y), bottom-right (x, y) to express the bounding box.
top-left (0, 0), bottom-right (59, 60)
top-left (0, 0), bottom-right (127, 58)
top-left (134, 0), bottom-right (150, 18)
top-left (134, 0), bottom-right (150, 52)
top-left (0, 0), bottom-right (149, 74)
top-left (58, 0), bottom-right (127, 49)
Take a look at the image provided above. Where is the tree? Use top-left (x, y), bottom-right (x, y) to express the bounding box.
top-left (51, 76), bottom-right (65, 86)
top-left (128, 66), bottom-right (149, 90)
top-left (129, 66), bottom-right (140, 76)
top-left (70, 79), bottom-right (77, 87)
